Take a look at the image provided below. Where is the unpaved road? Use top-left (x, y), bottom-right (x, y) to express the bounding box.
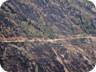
top-left (1, 36), bottom-right (96, 43)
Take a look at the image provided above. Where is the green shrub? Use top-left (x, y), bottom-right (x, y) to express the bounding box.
top-left (75, 17), bottom-right (96, 34)
top-left (39, 24), bottom-right (56, 39)
top-left (20, 21), bottom-right (56, 39)
top-left (21, 21), bottom-right (33, 38)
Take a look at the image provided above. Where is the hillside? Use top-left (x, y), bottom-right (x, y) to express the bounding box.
top-left (0, 37), bottom-right (96, 72)
top-left (0, 0), bottom-right (96, 38)
top-left (0, 0), bottom-right (96, 72)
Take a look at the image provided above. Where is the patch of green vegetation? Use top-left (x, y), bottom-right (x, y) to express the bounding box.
top-left (32, 30), bottom-right (44, 38)
top-left (68, 0), bottom-right (77, 4)
top-left (21, 21), bottom-right (31, 38)
top-left (21, 21), bottom-right (56, 39)
top-left (81, 19), bottom-right (96, 34)
top-left (21, 21), bottom-right (43, 38)
top-left (39, 24), bottom-right (56, 39)
top-left (76, 17), bottom-right (96, 35)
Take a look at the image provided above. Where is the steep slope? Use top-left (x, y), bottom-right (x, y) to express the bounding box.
top-left (0, 0), bottom-right (96, 72)
top-left (0, 0), bottom-right (96, 38)
top-left (0, 37), bottom-right (96, 72)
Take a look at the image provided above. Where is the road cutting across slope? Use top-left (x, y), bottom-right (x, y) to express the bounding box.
top-left (0, 36), bottom-right (96, 43)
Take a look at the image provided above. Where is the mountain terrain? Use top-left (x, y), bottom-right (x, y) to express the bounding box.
top-left (0, 0), bottom-right (96, 38)
top-left (0, 0), bottom-right (96, 72)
